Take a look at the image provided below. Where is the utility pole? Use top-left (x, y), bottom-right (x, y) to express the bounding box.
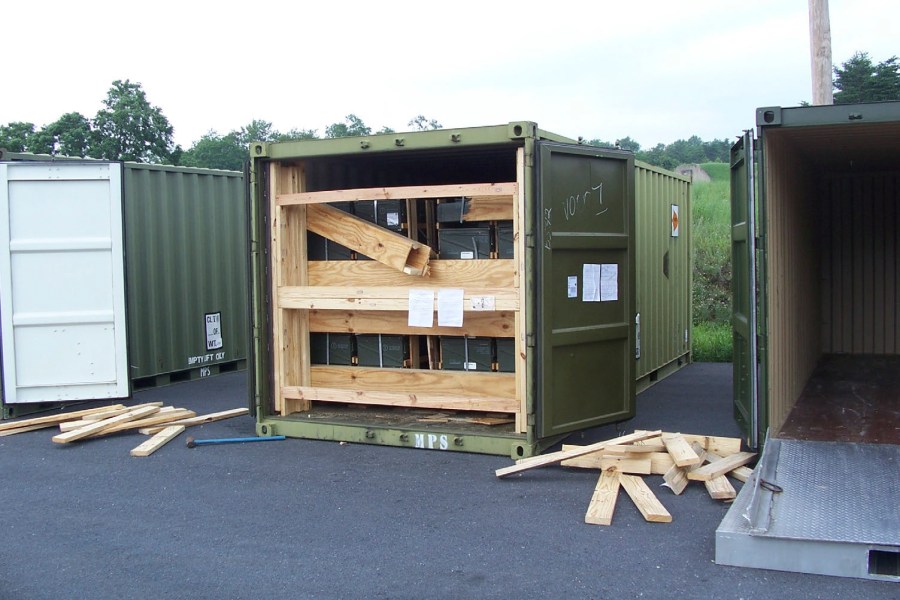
top-left (809, 0), bottom-right (834, 104)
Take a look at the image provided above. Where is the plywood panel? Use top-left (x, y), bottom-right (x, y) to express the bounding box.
top-left (764, 133), bottom-right (822, 433)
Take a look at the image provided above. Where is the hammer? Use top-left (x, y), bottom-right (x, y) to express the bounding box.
top-left (186, 435), bottom-right (286, 448)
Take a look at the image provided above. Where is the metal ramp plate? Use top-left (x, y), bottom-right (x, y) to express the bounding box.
top-left (716, 439), bottom-right (900, 581)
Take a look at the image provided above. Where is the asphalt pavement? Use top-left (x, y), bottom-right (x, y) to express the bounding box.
top-left (0, 363), bottom-right (895, 599)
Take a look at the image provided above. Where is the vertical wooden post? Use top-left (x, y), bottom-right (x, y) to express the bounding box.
top-left (809, 0), bottom-right (834, 105)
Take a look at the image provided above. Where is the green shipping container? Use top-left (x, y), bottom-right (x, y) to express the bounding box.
top-left (0, 156), bottom-right (247, 418)
top-left (123, 163), bottom-right (247, 388)
top-left (249, 122), bottom-right (636, 457)
top-left (634, 162), bottom-right (692, 391)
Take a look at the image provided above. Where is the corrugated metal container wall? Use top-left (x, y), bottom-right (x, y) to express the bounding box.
top-left (731, 103), bottom-right (900, 446)
top-left (634, 161), bottom-right (691, 390)
top-left (762, 125), bottom-right (900, 431)
top-left (124, 164), bottom-right (247, 386)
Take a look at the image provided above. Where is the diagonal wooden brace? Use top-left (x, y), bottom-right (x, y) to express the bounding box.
top-left (306, 203), bottom-right (431, 276)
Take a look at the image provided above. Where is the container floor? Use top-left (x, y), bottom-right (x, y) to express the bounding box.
top-left (289, 403), bottom-right (518, 435)
top-left (777, 354), bottom-right (900, 445)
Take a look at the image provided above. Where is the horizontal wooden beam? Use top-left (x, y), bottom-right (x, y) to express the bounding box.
top-left (441, 196), bottom-right (514, 221)
top-left (279, 286), bottom-right (518, 312)
top-left (282, 385), bottom-right (518, 413)
top-left (310, 309), bottom-right (515, 337)
top-left (277, 182), bottom-right (517, 206)
top-left (308, 259), bottom-right (515, 289)
top-left (310, 365), bottom-right (516, 399)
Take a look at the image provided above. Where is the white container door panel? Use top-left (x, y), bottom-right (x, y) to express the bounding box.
top-left (0, 162), bottom-right (129, 404)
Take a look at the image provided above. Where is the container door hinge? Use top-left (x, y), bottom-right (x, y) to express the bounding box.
top-left (525, 233), bottom-right (535, 249)
top-left (526, 333), bottom-right (536, 348)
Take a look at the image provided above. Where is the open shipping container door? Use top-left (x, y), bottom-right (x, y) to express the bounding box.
top-left (0, 162), bottom-right (129, 404)
top-left (535, 142), bottom-right (635, 437)
top-left (719, 103), bottom-right (900, 581)
top-left (729, 133), bottom-right (764, 449)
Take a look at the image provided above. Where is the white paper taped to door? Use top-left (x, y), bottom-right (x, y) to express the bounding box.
top-left (583, 263), bottom-right (618, 302)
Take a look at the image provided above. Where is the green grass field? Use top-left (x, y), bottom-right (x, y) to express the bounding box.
top-left (691, 162), bottom-right (732, 362)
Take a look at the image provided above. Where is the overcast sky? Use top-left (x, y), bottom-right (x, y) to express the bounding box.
top-left (3, 1), bottom-right (898, 150)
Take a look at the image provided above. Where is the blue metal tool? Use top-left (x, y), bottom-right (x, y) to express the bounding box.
top-left (186, 435), bottom-right (285, 448)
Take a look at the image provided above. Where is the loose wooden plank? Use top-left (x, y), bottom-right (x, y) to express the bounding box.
top-left (0, 423), bottom-right (55, 436)
top-left (686, 452), bottom-right (757, 481)
top-left (619, 474), bottom-right (672, 523)
top-left (560, 444), bottom-right (671, 473)
top-left (495, 430), bottom-right (662, 478)
top-left (605, 442), bottom-right (666, 453)
top-left (279, 286), bottom-right (519, 312)
top-left (130, 426), bottom-right (185, 457)
top-left (649, 452), bottom-right (676, 475)
top-left (662, 464), bottom-right (689, 495)
top-left (138, 408), bottom-right (250, 435)
top-left (705, 449), bottom-right (753, 486)
top-left (0, 404), bottom-right (126, 432)
top-left (306, 203), bottom-right (431, 276)
top-left (598, 457), bottom-right (652, 475)
top-left (86, 409), bottom-right (196, 437)
top-left (52, 406), bottom-right (161, 444)
top-left (662, 433), bottom-right (701, 467)
top-left (585, 470), bottom-right (621, 525)
top-left (417, 415), bottom-right (514, 426)
top-left (730, 466), bottom-right (754, 483)
top-left (637, 431), bottom-right (743, 456)
top-left (688, 442), bottom-right (709, 472)
top-left (681, 434), bottom-right (742, 457)
top-left (704, 474), bottom-right (737, 500)
top-left (73, 402), bottom-right (164, 423)
top-left (59, 404), bottom-right (174, 432)
top-left (277, 182), bottom-right (517, 206)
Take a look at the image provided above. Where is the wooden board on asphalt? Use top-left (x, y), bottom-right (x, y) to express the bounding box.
top-left (130, 426), bottom-right (186, 457)
top-left (496, 430), bottom-right (662, 478)
top-left (619, 474), bottom-right (672, 523)
top-left (585, 470), bottom-right (620, 526)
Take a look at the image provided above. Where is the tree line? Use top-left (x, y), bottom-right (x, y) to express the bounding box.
top-left (2, 52), bottom-right (897, 171)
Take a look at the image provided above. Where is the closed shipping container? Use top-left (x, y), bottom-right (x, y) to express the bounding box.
top-left (0, 157), bottom-right (247, 418)
top-left (634, 162), bottom-right (692, 390)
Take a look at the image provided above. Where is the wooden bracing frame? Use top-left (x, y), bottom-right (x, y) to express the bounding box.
top-left (268, 159), bottom-right (528, 432)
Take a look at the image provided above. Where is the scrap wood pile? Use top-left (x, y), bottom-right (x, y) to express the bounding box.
top-left (496, 429), bottom-right (756, 526)
top-left (0, 403), bottom-right (249, 456)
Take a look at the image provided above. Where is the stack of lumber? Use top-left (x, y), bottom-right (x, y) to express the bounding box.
top-left (495, 429), bottom-right (756, 526)
top-left (0, 403), bottom-right (249, 457)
